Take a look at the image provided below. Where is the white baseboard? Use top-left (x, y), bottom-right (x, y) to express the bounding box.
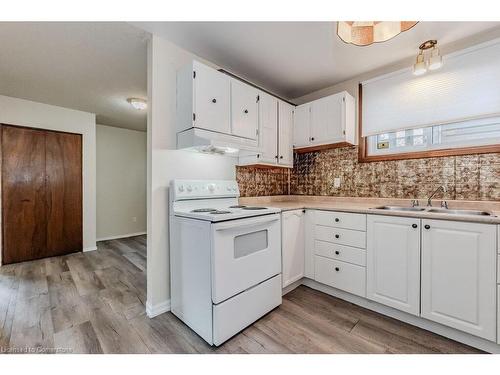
top-left (97, 231), bottom-right (147, 242)
top-left (302, 278), bottom-right (500, 354)
top-left (146, 299), bottom-right (171, 318)
top-left (83, 246), bottom-right (97, 252)
top-left (282, 278), bottom-right (304, 296)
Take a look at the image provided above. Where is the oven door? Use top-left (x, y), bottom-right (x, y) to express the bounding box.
top-left (211, 213), bottom-right (281, 304)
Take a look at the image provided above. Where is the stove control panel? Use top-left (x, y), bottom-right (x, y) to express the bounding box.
top-left (171, 180), bottom-right (240, 200)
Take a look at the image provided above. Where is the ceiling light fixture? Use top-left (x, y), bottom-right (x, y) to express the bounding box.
top-left (413, 40), bottom-right (443, 75)
top-left (127, 97), bottom-right (147, 110)
top-left (337, 21), bottom-right (418, 46)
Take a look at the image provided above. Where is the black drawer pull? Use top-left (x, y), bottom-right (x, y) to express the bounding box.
top-left (335, 218), bottom-right (340, 222)
top-left (424, 224), bottom-right (430, 230)
top-left (334, 267), bottom-right (340, 272)
top-left (335, 250), bottom-right (340, 255)
top-left (244, 109), bottom-right (248, 113)
top-left (412, 224), bottom-right (418, 229)
top-left (335, 234), bottom-right (340, 239)
top-left (212, 98), bottom-right (217, 103)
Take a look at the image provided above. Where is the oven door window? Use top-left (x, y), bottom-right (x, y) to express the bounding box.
top-left (234, 229), bottom-right (268, 259)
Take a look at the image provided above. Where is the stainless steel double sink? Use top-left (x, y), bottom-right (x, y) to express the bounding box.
top-left (372, 205), bottom-right (494, 216)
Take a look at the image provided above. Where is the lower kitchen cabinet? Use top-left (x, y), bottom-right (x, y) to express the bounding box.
top-left (366, 215), bottom-right (421, 315)
top-left (421, 219), bottom-right (497, 341)
top-left (498, 286), bottom-right (500, 345)
top-left (282, 210), bottom-right (305, 288)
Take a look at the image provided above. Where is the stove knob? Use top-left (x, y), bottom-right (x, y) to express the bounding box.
top-left (208, 184), bottom-right (216, 192)
top-left (186, 185), bottom-right (193, 192)
top-left (178, 185), bottom-right (184, 192)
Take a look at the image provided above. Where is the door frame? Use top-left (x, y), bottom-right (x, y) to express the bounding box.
top-left (0, 123), bottom-right (83, 265)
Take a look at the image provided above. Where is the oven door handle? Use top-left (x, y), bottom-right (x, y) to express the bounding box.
top-left (214, 215), bottom-right (279, 232)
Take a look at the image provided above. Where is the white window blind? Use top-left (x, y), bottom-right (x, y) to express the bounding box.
top-left (361, 39), bottom-right (500, 137)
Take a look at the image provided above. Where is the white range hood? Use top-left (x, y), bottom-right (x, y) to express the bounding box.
top-left (177, 127), bottom-right (259, 156)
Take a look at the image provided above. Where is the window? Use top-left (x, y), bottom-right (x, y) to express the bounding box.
top-left (367, 116), bottom-right (500, 156)
top-left (359, 40), bottom-right (500, 161)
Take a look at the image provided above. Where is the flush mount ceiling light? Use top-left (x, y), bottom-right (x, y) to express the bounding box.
top-left (337, 21), bottom-right (418, 46)
top-left (127, 97), bottom-right (147, 110)
top-left (412, 39), bottom-right (443, 76)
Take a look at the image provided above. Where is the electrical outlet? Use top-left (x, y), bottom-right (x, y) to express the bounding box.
top-left (333, 177), bottom-right (341, 188)
top-left (132, 217), bottom-right (137, 223)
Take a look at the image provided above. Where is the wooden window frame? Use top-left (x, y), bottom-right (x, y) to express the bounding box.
top-left (357, 83), bottom-right (500, 163)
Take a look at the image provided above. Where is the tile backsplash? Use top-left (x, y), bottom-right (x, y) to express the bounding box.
top-left (236, 145), bottom-right (500, 201)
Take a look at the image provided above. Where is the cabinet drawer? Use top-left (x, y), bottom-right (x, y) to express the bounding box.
top-left (315, 240), bottom-right (366, 266)
top-left (315, 225), bottom-right (366, 249)
top-left (314, 255), bottom-right (366, 297)
top-left (315, 210), bottom-right (366, 231)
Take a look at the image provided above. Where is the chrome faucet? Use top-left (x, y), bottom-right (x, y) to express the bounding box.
top-left (427, 186), bottom-right (447, 207)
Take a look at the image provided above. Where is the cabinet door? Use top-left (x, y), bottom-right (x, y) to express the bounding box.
top-left (421, 220), bottom-right (497, 341)
top-left (278, 101), bottom-right (294, 167)
top-left (366, 215), bottom-right (421, 315)
top-left (231, 79), bottom-right (259, 139)
top-left (293, 104), bottom-right (311, 147)
top-left (258, 92), bottom-right (278, 164)
top-left (310, 93), bottom-right (343, 144)
top-left (193, 61), bottom-right (231, 134)
top-left (282, 210), bottom-right (305, 287)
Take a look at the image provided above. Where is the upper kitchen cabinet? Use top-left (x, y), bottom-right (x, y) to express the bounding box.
top-left (293, 103), bottom-right (311, 148)
top-left (238, 93), bottom-right (294, 168)
top-left (278, 100), bottom-right (294, 167)
top-left (176, 60), bottom-right (259, 153)
top-left (177, 60), bottom-right (231, 135)
top-left (230, 79), bottom-right (259, 140)
top-left (293, 91), bottom-right (356, 152)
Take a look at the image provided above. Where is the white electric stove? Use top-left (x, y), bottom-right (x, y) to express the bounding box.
top-left (169, 179), bottom-right (282, 346)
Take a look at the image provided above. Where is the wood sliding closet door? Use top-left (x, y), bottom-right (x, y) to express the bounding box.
top-left (1, 124), bottom-right (82, 264)
top-left (45, 130), bottom-right (83, 256)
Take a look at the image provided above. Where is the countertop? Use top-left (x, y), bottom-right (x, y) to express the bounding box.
top-left (239, 195), bottom-right (500, 225)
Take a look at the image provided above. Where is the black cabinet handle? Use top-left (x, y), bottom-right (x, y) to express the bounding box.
top-left (244, 109), bottom-right (248, 114)
top-left (212, 98), bottom-right (217, 103)
top-left (335, 250), bottom-right (340, 255)
top-left (412, 224), bottom-right (418, 229)
top-left (275, 155), bottom-right (278, 159)
top-left (335, 234), bottom-right (340, 239)
top-left (280, 156), bottom-right (283, 159)
top-left (424, 224), bottom-right (430, 230)
top-left (302, 209), bottom-right (306, 213)
top-left (311, 137), bottom-right (315, 141)
top-left (335, 267), bottom-right (340, 272)
top-left (335, 218), bottom-right (340, 222)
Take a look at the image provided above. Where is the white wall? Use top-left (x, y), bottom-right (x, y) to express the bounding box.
top-left (96, 124), bottom-right (146, 241)
top-left (146, 35), bottom-right (237, 316)
top-left (0, 95), bottom-right (97, 263)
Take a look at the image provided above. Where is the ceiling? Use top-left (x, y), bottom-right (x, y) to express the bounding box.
top-left (138, 22), bottom-right (500, 99)
top-left (0, 22), bottom-right (148, 131)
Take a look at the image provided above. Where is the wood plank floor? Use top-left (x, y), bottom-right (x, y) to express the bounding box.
top-left (0, 235), bottom-right (483, 354)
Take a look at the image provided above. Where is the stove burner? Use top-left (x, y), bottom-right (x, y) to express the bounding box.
top-left (229, 205), bottom-right (247, 208)
top-left (242, 206), bottom-right (267, 210)
top-left (211, 210), bottom-right (231, 214)
top-left (191, 208), bottom-right (217, 213)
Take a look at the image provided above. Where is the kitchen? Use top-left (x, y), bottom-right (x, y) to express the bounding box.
top-left (149, 22), bottom-right (500, 353)
top-left (1, 2), bottom-right (500, 372)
